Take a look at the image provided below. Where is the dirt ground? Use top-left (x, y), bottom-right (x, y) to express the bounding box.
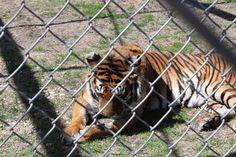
top-left (0, 0), bottom-right (236, 156)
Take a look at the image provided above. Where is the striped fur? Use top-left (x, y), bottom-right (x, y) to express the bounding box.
top-left (62, 44), bottom-right (236, 143)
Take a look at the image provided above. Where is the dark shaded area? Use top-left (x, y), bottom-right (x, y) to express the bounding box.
top-left (227, 152), bottom-right (236, 157)
top-left (122, 108), bottom-right (184, 157)
top-left (123, 108), bottom-right (184, 136)
top-left (204, 151), bottom-right (236, 157)
top-left (165, 0), bottom-right (236, 74)
top-left (186, 0), bottom-right (236, 21)
top-left (0, 19), bottom-right (80, 156)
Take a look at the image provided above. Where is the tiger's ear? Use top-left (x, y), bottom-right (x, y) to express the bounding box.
top-left (125, 44), bottom-right (143, 55)
top-left (86, 52), bottom-right (101, 67)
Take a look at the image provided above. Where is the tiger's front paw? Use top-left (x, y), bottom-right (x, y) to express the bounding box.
top-left (60, 126), bottom-right (90, 145)
top-left (197, 112), bottom-right (221, 131)
top-left (60, 125), bottom-right (85, 145)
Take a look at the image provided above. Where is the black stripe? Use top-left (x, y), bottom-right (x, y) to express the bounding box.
top-left (167, 87), bottom-right (173, 105)
top-left (174, 57), bottom-right (185, 68)
top-left (194, 54), bottom-right (204, 65)
top-left (152, 53), bottom-right (167, 71)
top-left (220, 88), bottom-right (235, 104)
top-left (113, 79), bottom-right (121, 84)
top-left (212, 83), bottom-right (221, 92)
top-left (205, 65), bottom-right (215, 95)
top-left (90, 78), bottom-right (98, 100)
top-left (97, 67), bottom-right (109, 71)
top-left (99, 63), bottom-right (123, 68)
top-left (97, 70), bottom-right (124, 78)
top-left (226, 95), bottom-right (236, 107)
top-left (177, 80), bottom-right (184, 99)
top-left (183, 53), bottom-right (194, 62)
top-left (155, 81), bottom-right (163, 106)
top-left (180, 54), bottom-right (197, 72)
top-left (212, 83), bottom-right (224, 102)
top-left (100, 78), bottom-right (109, 82)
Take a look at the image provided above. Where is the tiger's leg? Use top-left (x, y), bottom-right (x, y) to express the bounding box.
top-left (210, 84), bottom-right (236, 131)
top-left (197, 99), bottom-right (236, 131)
top-left (61, 95), bottom-right (89, 144)
top-left (77, 112), bottom-right (139, 143)
top-left (77, 118), bottom-right (125, 143)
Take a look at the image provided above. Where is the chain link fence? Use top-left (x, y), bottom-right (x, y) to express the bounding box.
top-left (0, 0), bottom-right (236, 156)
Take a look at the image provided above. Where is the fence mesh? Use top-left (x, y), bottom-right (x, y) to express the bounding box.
top-left (0, 0), bottom-right (236, 156)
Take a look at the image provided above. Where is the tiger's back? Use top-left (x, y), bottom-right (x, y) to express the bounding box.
top-left (108, 44), bottom-right (236, 131)
top-left (145, 52), bottom-right (236, 107)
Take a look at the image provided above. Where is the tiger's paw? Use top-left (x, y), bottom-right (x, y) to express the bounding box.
top-left (60, 127), bottom-right (90, 145)
top-left (74, 126), bottom-right (90, 143)
top-left (60, 125), bottom-right (86, 145)
top-left (197, 113), bottom-right (221, 131)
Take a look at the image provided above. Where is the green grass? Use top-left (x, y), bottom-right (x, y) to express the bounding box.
top-left (55, 52), bottom-right (79, 63)
top-left (0, 98), bottom-right (24, 121)
top-left (153, 34), bottom-right (194, 53)
top-left (137, 14), bottom-right (156, 27)
top-left (78, 107), bottom-right (236, 156)
top-left (74, 2), bottom-right (108, 18)
top-left (139, 133), bottom-right (170, 156)
top-left (73, 2), bottom-right (126, 19)
top-left (32, 46), bottom-right (45, 53)
top-left (97, 39), bottom-right (110, 50)
top-left (1, 1), bottom-right (235, 156)
top-left (81, 132), bottom-right (170, 157)
top-left (127, 5), bottom-right (136, 14)
top-left (82, 138), bottom-right (113, 156)
top-left (54, 68), bottom-right (87, 89)
top-left (17, 147), bottom-right (33, 157)
top-left (77, 109), bottom-right (192, 156)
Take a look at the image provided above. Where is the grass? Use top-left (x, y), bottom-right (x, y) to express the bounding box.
top-left (97, 39), bottom-right (110, 50)
top-left (153, 34), bottom-right (194, 53)
top-left (81, 132), bottom-right (170, 157)
top-left (74, 2), bottom-right (127, 19)
top-left (127, 5), bottom-right (136, 14)
top-left (78, 109), bottom-right (195, 156)
top-left (136, 14), bottom-right (156, 27)
top-left (1, 0), bottom-right (236, 156)
top-left (78, 108), bottom-right (236, 156)
top-left (17, 147), bottom-right (33, 157)
top-left (0, 96), bottom-right (24, 121)
top-left (74, 2), bottom-right (109, 18)
top-left (32, 46), bottom-right (45, 53)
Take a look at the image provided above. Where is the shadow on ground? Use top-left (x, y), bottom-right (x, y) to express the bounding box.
top-left (0, 19), bottom-right (80, 157)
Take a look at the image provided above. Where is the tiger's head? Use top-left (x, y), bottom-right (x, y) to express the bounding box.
top-left (86, 44), bottom-right (149, 118)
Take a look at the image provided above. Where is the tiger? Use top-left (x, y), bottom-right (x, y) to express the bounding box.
top-left (61, 44), bottom-right (236, 144)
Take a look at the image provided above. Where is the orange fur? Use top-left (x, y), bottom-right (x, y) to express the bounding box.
top-left (63, 44), bottom-right (236, 143)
